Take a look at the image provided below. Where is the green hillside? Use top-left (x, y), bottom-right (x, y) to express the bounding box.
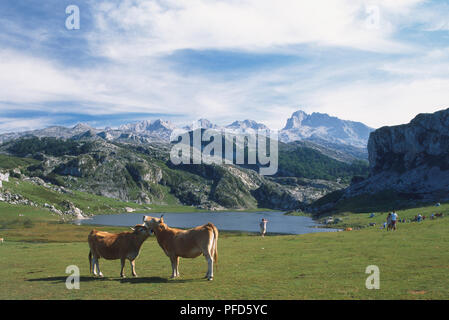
top-left (277, 145), bottom-right (369, 182)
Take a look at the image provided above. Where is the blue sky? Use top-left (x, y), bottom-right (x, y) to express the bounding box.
top-left (1, 0), bottom-right (449, 133)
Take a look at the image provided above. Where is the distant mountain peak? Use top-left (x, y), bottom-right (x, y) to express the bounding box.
top-left (118, 119), bottom-right (175, 133)
top-left (226, 119), bottom-right (268, 131)
top-left (283, 110), bottom-right (308, 130)
top-left (72, 123), bottom-right (93, 131)
top-left (148, 119), bottom-right (175, 130)
top-left (183, 118), bottom-right (219, 131)
top-left (280, 110), bottom-right (374, 148)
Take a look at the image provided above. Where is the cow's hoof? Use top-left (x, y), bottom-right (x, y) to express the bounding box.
top-left (207, 277), bottom-right (213, 281)
top-left (121, 275), bottom-right (126, 278)
top-left (133, 274), bottom-right (138, 277)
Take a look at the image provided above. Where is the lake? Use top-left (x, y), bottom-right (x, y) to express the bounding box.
top-left (74, 211), bottom-right (339, 235)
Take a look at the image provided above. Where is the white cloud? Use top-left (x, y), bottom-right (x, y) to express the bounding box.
top-left (0, 50), bottom-right (84, 104)
top-left (2, 0), bottom-right (448, 134)
top-left (0, 117), bottom-right (55, 133)
top-left (88, 0), bottom-right (424, 60)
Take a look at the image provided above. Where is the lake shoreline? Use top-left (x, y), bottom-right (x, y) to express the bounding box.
top-left (74, 211), bottom-right (338, 235)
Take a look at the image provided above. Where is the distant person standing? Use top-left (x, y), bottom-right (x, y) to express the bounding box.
top-left (260, 218), bottom-right (268, 237)
top-left (386, 213), bottom-right (392, 231)
top-left (391, 211), bottom-right (398, 230)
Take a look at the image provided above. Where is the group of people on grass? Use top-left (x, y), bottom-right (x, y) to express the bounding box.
top-left (260, 208), bottom-right (444, 236)
top-left (384, 211), bottom-right (399, 231)
top-left (382, 210), bottom-right (444, 230)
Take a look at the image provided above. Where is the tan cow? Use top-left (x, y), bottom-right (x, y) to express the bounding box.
top-left (143, 215), bottom-right (218, 281)
top-left (88, 224), bottom-right (150, 278)
top-left (0, 238), bottom-right (3, 244)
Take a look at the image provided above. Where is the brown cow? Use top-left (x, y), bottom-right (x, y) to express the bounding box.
top-left (143, 215), bottom-right (218, 281)
top-left (88, 224), bottom-right (151, 278)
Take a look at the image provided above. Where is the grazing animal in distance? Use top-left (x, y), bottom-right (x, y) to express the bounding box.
top-left (88, 224), bottom-right (151, 278)
top-left (143, 215), bottom-right (218, 281)
top-left (0, 238), bottom-right (3, 244)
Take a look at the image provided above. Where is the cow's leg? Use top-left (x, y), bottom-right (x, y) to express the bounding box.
top-left (120, 258), bottom-right (126, 278)
top-left (203, 251), bottom-right (214, 280)
top-left (174, 256), bottom-right (180, 277)
top-left (91, 255), bottom-right (98, 276)
top-left (169, 256), bottom-right (179, 278)
top-left (203, 244), bottom-right (214, 280)
top-left (130, 260), bottom-right (137, 277)
top-left (203, 255), bottom-right (209, 279)
top-left (169, 257), bottom-right (175, 278)
top-left (203, 236), bottom-right (215, 280)
top-left (95, 256), bottom-right (103, 277)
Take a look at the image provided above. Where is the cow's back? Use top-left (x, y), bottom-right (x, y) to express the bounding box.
top-left (88, 230), bottom-right (125, 260)
top-left (168, 223), bottom-right (216, 258)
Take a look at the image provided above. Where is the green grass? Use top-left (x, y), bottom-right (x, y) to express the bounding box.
top-left (0, 154), bottom-right (40, 170)
top-left (323, 202), bottom-right (449, 230)
top-left (1, 201), bottom-right (449, 299)
top-left (1, 177), bottom-right (203, 215)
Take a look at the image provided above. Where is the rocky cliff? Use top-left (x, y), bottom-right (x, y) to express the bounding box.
top-left (345, 108), bottom-right (449, 200)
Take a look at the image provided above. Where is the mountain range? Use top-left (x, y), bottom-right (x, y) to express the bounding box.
top-left (0, 110), bottom-right (374, 157)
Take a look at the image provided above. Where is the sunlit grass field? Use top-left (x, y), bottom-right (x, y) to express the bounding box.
top-left (1, 201), bottom-right (449, 299)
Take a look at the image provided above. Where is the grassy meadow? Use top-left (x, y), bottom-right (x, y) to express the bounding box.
top-left (1, 200), bottom-right (449, 300)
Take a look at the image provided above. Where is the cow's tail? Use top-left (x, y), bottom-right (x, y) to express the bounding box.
top-left (211, 224), bottom-right (218, 271)
top-left (88, 230), bottom-right (93, 274)
top-left (88, 250), bottom-right (92, 274)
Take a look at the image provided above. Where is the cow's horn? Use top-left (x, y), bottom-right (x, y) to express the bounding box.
top-left (160, 214), bottom-right (164, 218)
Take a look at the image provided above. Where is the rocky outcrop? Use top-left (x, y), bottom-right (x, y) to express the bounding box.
top-left (0, 191), bottom-right (37, 206)
top-left (252, 181), bottom-right (301, 210)
top-left (60, 200), bottom-right (88, 219)
top-left (0, 180), bottom-right (86, 218)
top-left (368, 108), bottom-right (449, 174)
top-left (0, 171), bottom-right (9, 188)
top-left (345, 108), bottom-right (449, 201)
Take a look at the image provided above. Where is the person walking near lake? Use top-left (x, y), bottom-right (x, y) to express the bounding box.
top-left (260, 218), bottom-right (268, 237)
